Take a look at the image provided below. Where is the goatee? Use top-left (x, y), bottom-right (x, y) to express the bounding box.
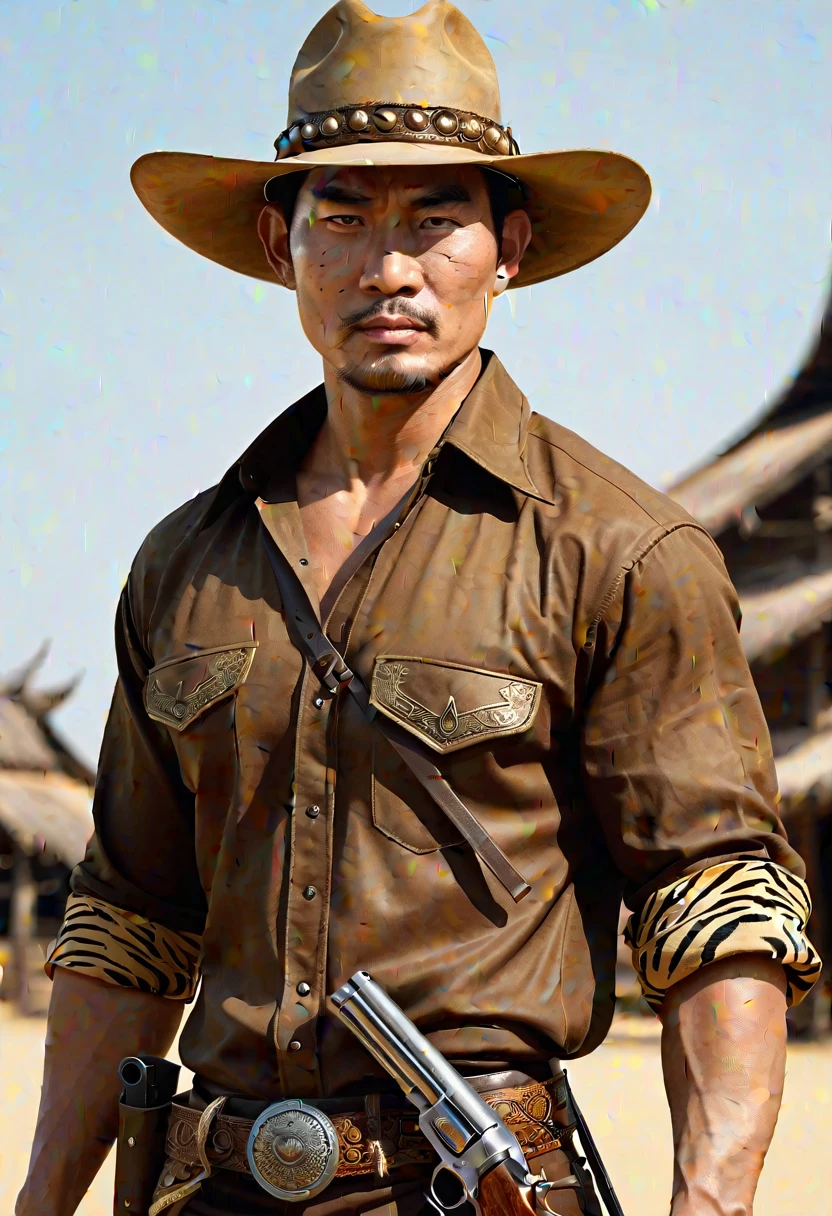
top-left (336, 299), bottom-right (440, 394)
top-left (336, 362), bottom-right (432, 395)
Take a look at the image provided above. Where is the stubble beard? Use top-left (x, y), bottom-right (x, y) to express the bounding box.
top-left (336, 355), bottom-right (433, 396)
top-left (336, 299), bottom-right (440, 395)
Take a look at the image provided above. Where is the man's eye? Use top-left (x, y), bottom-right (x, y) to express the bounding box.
top-left (420, 216), bottom-right (460, 229)
top-left (327, 214), bottom-right (364, 228)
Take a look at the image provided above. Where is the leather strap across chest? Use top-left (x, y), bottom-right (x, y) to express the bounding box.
top-left (260, 526), bottom-right (531, 903)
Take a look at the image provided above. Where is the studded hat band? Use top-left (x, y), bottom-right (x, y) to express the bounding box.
top-left (273, 103), bottom-right (520, 162)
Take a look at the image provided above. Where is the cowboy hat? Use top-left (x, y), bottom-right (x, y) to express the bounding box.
top-left (130, 0), bottom-right (651, 289)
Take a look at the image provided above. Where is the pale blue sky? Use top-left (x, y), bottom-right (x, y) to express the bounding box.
top-left (1, 0), bottom-right (830, 765)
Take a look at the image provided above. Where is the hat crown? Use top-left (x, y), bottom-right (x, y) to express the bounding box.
top-left (289, 0), bottom-right (502, 123)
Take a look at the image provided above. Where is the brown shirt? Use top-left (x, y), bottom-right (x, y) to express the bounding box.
top-left (67, 352), bottom-right (804, 1100)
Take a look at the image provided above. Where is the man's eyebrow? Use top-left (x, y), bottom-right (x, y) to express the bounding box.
top-left (311, 183), bottom-right (372, 203)
top-left (411, 185), bottom-right (472, 207)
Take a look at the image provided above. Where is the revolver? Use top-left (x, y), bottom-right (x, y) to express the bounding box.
top-left (331, 970), bottom-right (562, 1215)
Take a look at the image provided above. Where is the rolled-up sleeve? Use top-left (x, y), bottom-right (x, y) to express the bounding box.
top-left (45, 578), bottom-right (206, 999)
top-left (581, 524), bottom-right (821, 1009)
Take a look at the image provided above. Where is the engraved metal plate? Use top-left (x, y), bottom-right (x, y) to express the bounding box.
top-left (370, 656), bottom-right (541, 754)
top-left (145, 642), bottom-right (257, 732)
top-left (246, 1099), bottom-right (340, 1201)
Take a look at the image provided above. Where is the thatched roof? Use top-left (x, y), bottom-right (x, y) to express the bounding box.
top-left (0, 772), bottom-right (93, 867)
top-left (0, 645), bottom-right (94, 863)
top-left (739, 563), bottom-right (832, 663)
top-left (0, 643), bottom-right (94, 785)
top-left (671, 410), bottom-right (832, 535)
top-left (669, 282), bottom-right (832, 536)
top-left (776, 728), bottom-right (832, 807)
top-left (746, 288), bottom-right (832, 437)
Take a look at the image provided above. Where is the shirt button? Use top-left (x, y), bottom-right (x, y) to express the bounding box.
top-left (306, 804), bottom-right (321, 819)
top-left (289, 1040), bottom-right (302, 1052)
top-left (299, 558), bottom-right (309, 566)
top-left (303, 885), bottom-right (317, 901)
top-left (313, 696), bottom-right (324, 709)
top-left (297, 982), bottom-right (311, 997)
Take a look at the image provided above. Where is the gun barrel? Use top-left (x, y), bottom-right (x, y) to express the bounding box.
top-left (331, 971), bottom-right (451, 1106)
top-left (331, 971), bottom-right (534, 1206)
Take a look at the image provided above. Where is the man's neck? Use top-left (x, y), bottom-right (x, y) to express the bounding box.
top-left (308, 348), bottom-right (482, 493)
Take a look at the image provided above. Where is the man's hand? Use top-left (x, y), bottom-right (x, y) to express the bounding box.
top-left (16, 967), bottom-right (184, 1216)
top-left (659, 953), bottom-right (787, 1216)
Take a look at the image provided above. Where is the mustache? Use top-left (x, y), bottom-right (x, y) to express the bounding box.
top-left (338, 298), bottom-right (440, 339)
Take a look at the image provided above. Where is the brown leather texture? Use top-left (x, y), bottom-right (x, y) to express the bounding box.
top-left (175, 1142), bottom-right (594, 1216)
top-left (272, 103), bottom-right (518, 162)
top-left (66, 353), bottom-right (803, 1102)
top-left (164, 1077), bottom-right (568, 1182)
top-left (115, 1100), bottom-right (175, 1215)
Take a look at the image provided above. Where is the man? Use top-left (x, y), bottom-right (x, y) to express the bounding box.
top-left (17, 3), bottom-right (820, 1215)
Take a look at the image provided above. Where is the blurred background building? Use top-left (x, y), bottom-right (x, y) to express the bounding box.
top-left (670, 283), bottom-right (832, 1036)
top-left (0, 646), bottom-right (93, 1015)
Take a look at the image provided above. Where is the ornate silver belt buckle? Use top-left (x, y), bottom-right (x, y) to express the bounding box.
top-left (246, 1099), bottom-right (340, 1202)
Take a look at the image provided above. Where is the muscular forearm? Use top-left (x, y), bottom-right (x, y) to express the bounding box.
top-left (659, 954), bottom-right (787, 1216)
top-left (16, 968), bottom-right (184, 1216)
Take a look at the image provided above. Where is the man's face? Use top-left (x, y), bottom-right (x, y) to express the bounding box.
top-left (258, 164), bottom-right (530, 394)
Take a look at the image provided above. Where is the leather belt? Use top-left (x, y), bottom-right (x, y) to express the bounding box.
top-left (163, 1074), bottom-right (572, 1184)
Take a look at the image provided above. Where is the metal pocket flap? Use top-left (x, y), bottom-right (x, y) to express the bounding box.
top-left (144, 643), bottom-right (258, 732)
top-left (369, 655), bottom-right (542, 755)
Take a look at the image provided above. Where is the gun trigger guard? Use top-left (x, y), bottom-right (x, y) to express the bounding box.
top-left (531, 1174), bottom-right (582, 1214)
top-left (428, 1163), bottom-right (479, 1213)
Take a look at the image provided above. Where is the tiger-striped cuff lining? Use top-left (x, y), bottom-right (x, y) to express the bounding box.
top-left (624, 859), bottom-right (822, 1012)
top-left (44, 894), bottom-right (201, 1001)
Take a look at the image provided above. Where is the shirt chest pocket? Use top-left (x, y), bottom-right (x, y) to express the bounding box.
top-left (144, 642), bottom-right (258, 732)
top-left (369, 655), bottom-right (542, 854)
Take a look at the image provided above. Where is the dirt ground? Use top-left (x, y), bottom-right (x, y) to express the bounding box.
top-left (1, 1002), bottom-right (829, 1216)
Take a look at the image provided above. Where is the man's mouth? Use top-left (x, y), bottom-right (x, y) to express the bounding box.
top-left (355, 314), bottom-right (428, 344)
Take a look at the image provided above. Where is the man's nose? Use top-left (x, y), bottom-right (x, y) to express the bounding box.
top-left (358, 248), bottom-right (425, 297)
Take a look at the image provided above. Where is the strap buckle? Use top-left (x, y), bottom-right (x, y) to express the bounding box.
top-left (315, 650), bottom-right (354, 695)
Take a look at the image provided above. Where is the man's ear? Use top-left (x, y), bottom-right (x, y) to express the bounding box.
top-left (494, 209), bottom-right (533, 294)
top-left (257, 204), bottom-right (296, 290)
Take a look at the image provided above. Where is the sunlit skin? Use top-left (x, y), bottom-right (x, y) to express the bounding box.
top-left (256, 163), bottom-right (531, 603)
top-left (661, 956), bottom-right (788, 1216)
top-left (17, 968), bottom-right (183, 1216)
top-left (16, 162), bottom-right (791, 1216)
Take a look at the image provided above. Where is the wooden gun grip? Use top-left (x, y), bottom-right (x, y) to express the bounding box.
top-left (478, 1161), bottom-right (538, 1216)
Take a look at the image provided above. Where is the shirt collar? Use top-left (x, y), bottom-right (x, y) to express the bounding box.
top-left (199, 383), bottom-right (327, 529)
top-left (442, 351), bottom-right (547, 502)
top-left (199, 350), bottom-right (546, 531)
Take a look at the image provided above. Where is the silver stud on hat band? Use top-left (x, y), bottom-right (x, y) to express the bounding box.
top-left (273, 103), bottom-right (519, 162)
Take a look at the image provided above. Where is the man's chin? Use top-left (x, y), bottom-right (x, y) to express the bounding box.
top-left (336, 359), bottom-right (433, 396)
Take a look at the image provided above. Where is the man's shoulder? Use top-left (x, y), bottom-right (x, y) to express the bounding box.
top-left (525, 411), bottom-right (700, 538)
top-left (128, 484), bottom-right (225, 605)
top-left (139, 485), bottom-right (221, 556)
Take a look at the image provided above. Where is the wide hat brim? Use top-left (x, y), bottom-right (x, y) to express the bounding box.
top-left (131, 142), bottom-right (651, 289)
